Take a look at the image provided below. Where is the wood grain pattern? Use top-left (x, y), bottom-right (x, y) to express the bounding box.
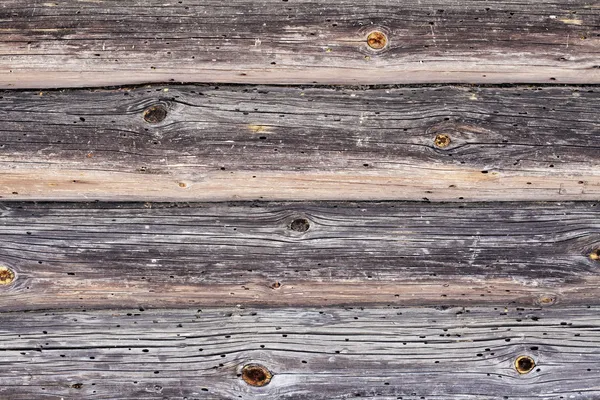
top-left (1, 305), bottom-right (599, 399)
top-left (1, 0), bottom-right (599, 88)
top-left (1, 201), bottom-right (599, 311)
top-left (1, 85), bottom-right (600, 201)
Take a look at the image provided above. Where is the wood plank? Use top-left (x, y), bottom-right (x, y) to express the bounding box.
top-left (1, 305), bottom-right (599, 399)
top-left (1, 201), bottom-right (599, 311)
top-left (1, 0), bottom-right (599, 88)
top-left (1, 85), bottom-right (600, 202)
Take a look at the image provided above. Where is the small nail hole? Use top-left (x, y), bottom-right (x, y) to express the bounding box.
top-left (515, 355), bottom-right (535, 374)
top-left (290, 218), bottom-right (310, 233)
top-left (143, 105), bottom-right (168, 124)
top-left (241, 364), bottom-right (272, 387)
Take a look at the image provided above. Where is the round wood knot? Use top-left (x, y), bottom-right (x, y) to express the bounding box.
top-left (241, 364), bottom-right (272, 387)
top-left (515, 355), bottom-right (535, 374)
top-left (537, 294), bottom-right (556, 306)
top-left (290, 218), bottom-right (310, 233)
top-left (0, 266), bottom-right (15, 285)
top-left (143, 105), bottom-right (168, 124)
top-left (367, 31), bottom-right (387, 50)
top-left (589, 249), bottom-right (600, 260)
top-left (434, 134), bottom-right (451, 148)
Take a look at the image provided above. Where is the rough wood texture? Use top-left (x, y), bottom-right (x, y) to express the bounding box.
top-left (1, 85), bottom-right (600, 201)
top-left (0, 305), bottom-right (598, 399)
top-left (1, 0), bottom-right (599, 88)
top-left (1, 201), bottom-right (599, 311)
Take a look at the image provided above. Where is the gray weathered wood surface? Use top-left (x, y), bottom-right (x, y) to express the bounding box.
top-left (2, 0), bottom-right (599, 398)
top-left (1, 0), bottom-right (599, 88)
top-left (1, 84), bottom-right (600, 202)
top-left (0, 305), bottom-right (598, 399)
top-left (1, 201), bottom-right (599, 311)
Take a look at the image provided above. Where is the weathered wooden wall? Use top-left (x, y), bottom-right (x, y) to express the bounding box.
top-left (1, 85), bottom-right (599, 201)
top-left (0, 0), bottom-right (599, 88)
top-left (1, 0), bottom-right (600, 398)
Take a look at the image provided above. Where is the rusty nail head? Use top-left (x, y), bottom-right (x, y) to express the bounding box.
top-left (367, 31), bottom-right (387, 50)
top-left (143, 105), bottom-right (168, 124)
top-left (515, 355), bottom-right (536, 374)
top-left (0, 266), bottom-right (15, 285)
top-left (242, 364), bottom-right (272, 387)
top-left (434, 134), bottom-right (451, 148)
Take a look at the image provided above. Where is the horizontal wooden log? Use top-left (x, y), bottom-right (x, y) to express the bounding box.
top-left (1, 201), bottom-right (599, 311)
top-left (1, 85), bottom-right (600, 201)
top-left (0, 305), bottom-right (599, 399)
top-left (0, 0), bottom-right (599, 88)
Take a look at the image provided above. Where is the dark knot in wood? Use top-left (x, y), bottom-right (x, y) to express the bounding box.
top-left (143, 105), bottom-right (168, 124)
top-left (242, 364), bottom-right (272, 387)
top-left (290, 218), bottom-right (310, 232)
top-left (515, 355), bottom-right (535, 374)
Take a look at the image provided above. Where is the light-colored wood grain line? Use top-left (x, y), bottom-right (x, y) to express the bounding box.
top-left (0, 0), bottom-right (599, 87)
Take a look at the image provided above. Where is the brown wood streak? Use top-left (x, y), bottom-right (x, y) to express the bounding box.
top-left (0, 85), bottom-right (599, 201)
top-left (0, 201), bottom-right (599, 311)
top-left (0, 0), bottom-right (598, 88)
top-left (0, 306), bottom-right (599, 399)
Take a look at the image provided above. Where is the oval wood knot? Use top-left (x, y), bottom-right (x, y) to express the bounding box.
top-left (0, 266), bottom-right (15, 285)
top-left (515, 355), bottom-right (536, 374)
top-left (242, 364), bottom-right (272, 387)
top-left (537, 294), bottom-right (557, 306)
top-left (290, 218), bottom-right (310, 233)
top-left (143, 105), bottom-right (168, 124)
top-left (367, 31), bottom-right (387, 50)
top-left (434, 134), bottom-right (452, 148)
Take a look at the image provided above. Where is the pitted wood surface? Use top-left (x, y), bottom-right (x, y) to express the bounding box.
top-left (1, 85), bottom-right (599, 201)
top-left (0, 306), bottom-right (598, 399)
top-left (0, 0), bottom-right (599, 88)
top-left (0, 201), bottom-right (599, 311)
